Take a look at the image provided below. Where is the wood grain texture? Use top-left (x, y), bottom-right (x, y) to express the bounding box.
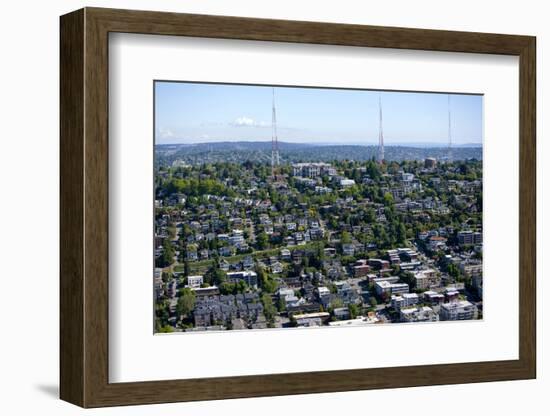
top-left (59, 8), bottom-right (85, 407)
top-left (59, 7), bottom-right (537, 408)
top-left (83, 10), bottom-right (110, 406)
top-left (518, 38), bottom-right (536, 376)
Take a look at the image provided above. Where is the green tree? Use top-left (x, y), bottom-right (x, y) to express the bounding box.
top-left (155, 299), bottom-right (171, 327)
top-left (448, 263), bottom-right (461, 279)
top-left (396, 222), bottom-right (407, 245)
top-left (232, 280), bottom-right (248, 294)
top-left (257, 232), bottom-right (269, 250)
top-left (341, 230), bottom-right (352, 244)
top-left (366, 160), bottom-right (381, 180)
top-left (365, 208), bottom-right (376, 223)
top-left (156, 243), bottom-right (175, 268)
top-left (383, 192), bottom-right (394, 206)
top-left (257, 266), bottom-right (278, 293)
top-left (277, 296), bottom-right (286, 312)
top-left (348, 303), bottom-right (359, 319)
top-left (176, 288), bottom-right (196, 317)
top-left (211, 267), bottom-right (226, 286)
top-left (219, 282), bottom-right (236, 295)
top-left (262, 294), bottom-right (277, 322)
top-left (158, 325), bottom-right (174, 333)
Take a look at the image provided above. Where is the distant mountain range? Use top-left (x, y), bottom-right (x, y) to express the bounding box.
top-left (155, 141), bottom-right (482, 166)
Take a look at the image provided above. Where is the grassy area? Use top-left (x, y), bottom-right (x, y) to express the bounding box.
top-left (172, 241), bottom-right (323, 274)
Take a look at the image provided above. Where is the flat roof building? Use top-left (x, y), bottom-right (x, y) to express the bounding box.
top-left (187, 275), bottom-right (204, 289)
top-left (375, 280), bottom-right (409, 297)
top-left (457, 230), bottom-right (483, 246)
top-left (226, 271), bottom-right (258, 288)
top-left (400, 306), bottom-right (438, 323)
top-left (440, 300), bottom-right (477, 321)
top-left (414, 269), bottom-right (440, 290)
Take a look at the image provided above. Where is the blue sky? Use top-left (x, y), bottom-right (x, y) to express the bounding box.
top-left (155, 81), bottom-right (483, 146)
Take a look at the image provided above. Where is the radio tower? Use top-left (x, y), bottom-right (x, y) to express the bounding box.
top-left (447, 94), bottom-right (452, 162)
top-left (271, 87), bottom-right (280, 177)
top-left (378, 94), bottom-right (385, 164)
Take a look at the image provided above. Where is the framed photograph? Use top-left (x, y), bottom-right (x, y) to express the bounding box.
top-left (60, 7), bottom-right (536, 408)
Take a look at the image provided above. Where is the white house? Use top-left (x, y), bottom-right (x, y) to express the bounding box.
top-left (187, 275), bottom-right (204, 289)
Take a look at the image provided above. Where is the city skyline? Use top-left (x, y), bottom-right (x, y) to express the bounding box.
top-left (155, 81), bottom-right (483, 146)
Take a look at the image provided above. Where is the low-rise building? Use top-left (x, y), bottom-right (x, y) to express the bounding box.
top-left (398, 247), bottom-right (419, 262)
top-left (391, 295), bottom-right (406, 310)
top-left (242, 256), bottom-right (254, 269)
top-left (293, 312), bottom-right (330, 327)
top-left (333, 307), bottom-right (351, 320)
top-left (340, 179), bottom-right (356, 187)
top-left (414, 269), bottom-right (440, 289)
top-left (353, 259), bottom-right (371, 277)
top-left (457, 230), bottom-right (483, 245)
top-left (271, 261), bottom-right (284, 274)
top-left (278, 287), bottom-right (304, 308)
top-left (187, 275), bottom-right (203, 288)
top-left (328, 313), bottom-right (380, 326)
top-left (386, 249), bottom-right (401, 265)
top-left (402, 292), bottom-right (419, 306)
top-left (445, 287), bottom-right (460, 303)
top-left (280, 248), bottom-right (291, 260)
top-left (400, 306), bottom-right (439, 323)
top-left (334, 281), bottom-right (360, 305)
top-left (440, 300), bottom-right (477, 320)
top-left (226, 271), bottom-right (258, 288)
top-left (342, 244), bottom-right (355, 256)
top-left (424, 157), bottom-right (437, 169)
top-left (186, 250), bottom-right (198, 261)
top-left (427, 235), bottom-right (447, 251)
top-left (316, 286), bottom-right (331, 305)
top-left (292, 162), bottom-right (335, 178)
top-left (391, 293), bottom-right (419, 310)
top-left (459, 260), bottom-right (483, 277)
top-left (423, 290), bottom-right (445, 305)
top-left (375, 280), bottom-right (409, 297)
top-left (368, 258), bottom-right (390, 270)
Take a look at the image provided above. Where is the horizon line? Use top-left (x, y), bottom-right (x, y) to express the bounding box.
top-left (155, 140), bottom-right (483, 147)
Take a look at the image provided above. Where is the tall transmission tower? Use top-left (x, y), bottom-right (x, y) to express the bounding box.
top-left (378, 94), bottom-right (385, 164)
top-left (447, 94), bottom-right (452, 162)
top-left (271, 87), bottom-right (280, 177)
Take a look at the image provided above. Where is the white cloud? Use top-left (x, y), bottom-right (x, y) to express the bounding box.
top-left (158, 127), bottom-right (175, 139)
top-left (230, 116), bottom-right (269, 128)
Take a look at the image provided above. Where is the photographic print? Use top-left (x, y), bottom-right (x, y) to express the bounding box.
top-left (153, 82), bottom-right (483, 333)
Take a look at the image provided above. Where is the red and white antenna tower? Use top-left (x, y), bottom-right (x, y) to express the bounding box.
top-left (271, 87), bottom-right (280, 176)
top-left (447, 94), bottom-right (452, 162)
top-left (378, 94), bottom-right (385, 164)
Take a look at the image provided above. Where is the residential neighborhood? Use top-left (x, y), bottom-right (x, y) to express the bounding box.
top-left (153, 152), bottom-right (483, 333)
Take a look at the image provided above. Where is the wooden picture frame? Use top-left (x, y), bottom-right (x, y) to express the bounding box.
top-left (60, 7), bottom-right (536, 408)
